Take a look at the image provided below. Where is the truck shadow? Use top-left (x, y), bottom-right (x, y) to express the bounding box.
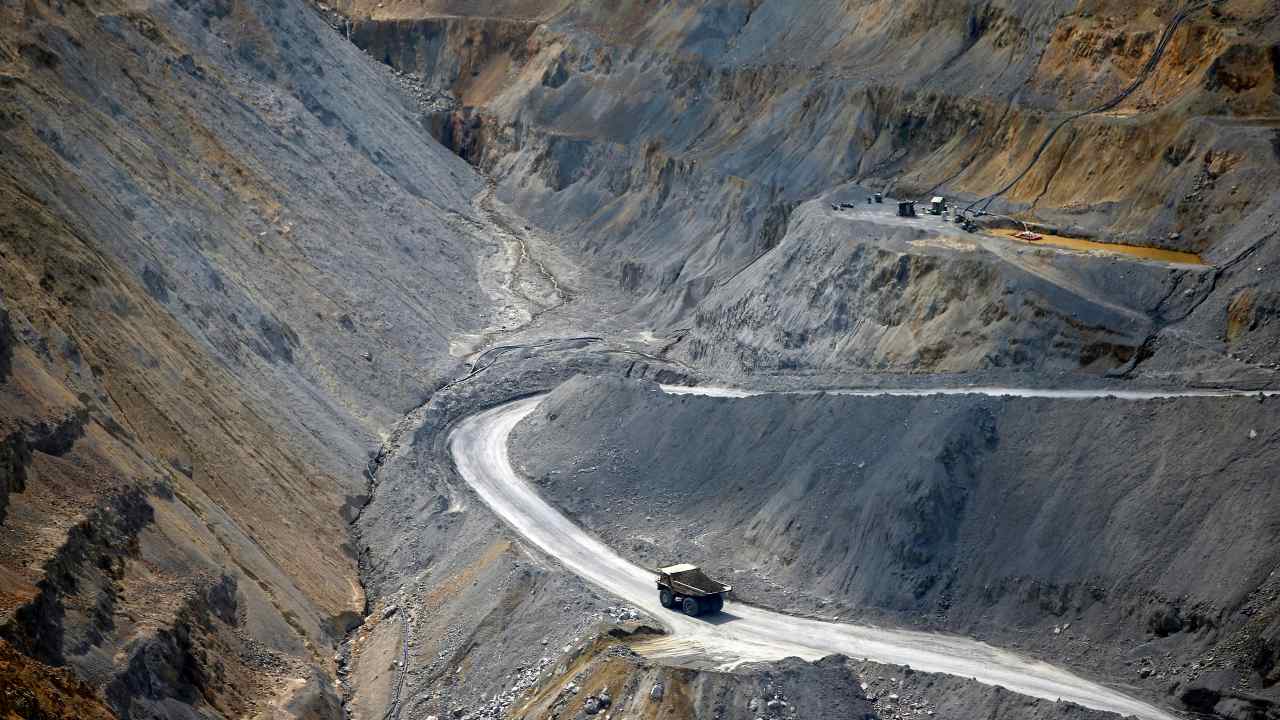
top-left (694, 610), bottom-right (741, 626)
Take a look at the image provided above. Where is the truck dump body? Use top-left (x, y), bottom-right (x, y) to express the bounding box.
top-left (658, 564), bottom-right (731, 597)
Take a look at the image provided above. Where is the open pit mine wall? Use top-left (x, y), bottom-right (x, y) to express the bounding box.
top-left (668, 200), bottom-right (1209, 376)
top-left (0, 0), bottom-right (491, 714)
top-left (510, 376), bottom-right (1280, 713)
top-left (343, 0), bottom-right (1280, 373)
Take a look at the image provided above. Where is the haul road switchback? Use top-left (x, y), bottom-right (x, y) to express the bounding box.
top-left (443, 385), bottom-right (1254, 720)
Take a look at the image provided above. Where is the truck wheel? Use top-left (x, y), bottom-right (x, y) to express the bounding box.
top-left (659, 589), bottom-right (674, 608)
top-left (709, 594), bottom-right (724, 613)
top-left (682, 597), bottom-right (701, 617)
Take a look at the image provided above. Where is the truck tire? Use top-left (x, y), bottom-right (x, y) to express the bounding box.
top-left (682, 597), bottom-right (701, 617)
top-left (659, 589), bottom-right (674, 608)
top-left (709, 594), bottom-right (724, 613)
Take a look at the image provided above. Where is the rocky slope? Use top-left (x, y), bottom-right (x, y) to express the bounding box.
top-left (342, 340), bottom-right (696, 720)
top-left (0, 637), bottom-right (117, 720)
top-left (2, 0), bottom-right (1277, 718)
top-left (336, 0), bottom-right (1280, 381)
top-left (341, 345), bottom-right (1150, 720)
top-left (669, 191), bottom-right (1214, 379)
top-left (0, 0), bottom-right (498, 714)
top-left (510, 376), bottom-right (1280, 718)
top-left (513, 645), bottom-right (1120, 720)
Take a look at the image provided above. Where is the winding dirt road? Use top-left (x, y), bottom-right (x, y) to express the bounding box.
top-left (660, 384), bottom-right (1277, 400)
top-left (446, 387), bottom-right (1229, 720)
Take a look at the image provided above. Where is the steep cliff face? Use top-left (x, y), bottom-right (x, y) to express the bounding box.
top-left (0, 0), bottom-right (492, 713)
top-left (338, 0), bottom-right (1280, 378)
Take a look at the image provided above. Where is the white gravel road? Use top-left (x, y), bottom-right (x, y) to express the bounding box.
top-left (450, 390), bottom-right (1189, 720)
top-left (659, 384), bottom-right (1276, 400)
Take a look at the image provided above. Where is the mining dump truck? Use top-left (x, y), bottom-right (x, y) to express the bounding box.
top-left (656, 564), bottom-right (731, 616)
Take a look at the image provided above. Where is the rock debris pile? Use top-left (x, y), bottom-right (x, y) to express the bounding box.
top-left (452, 654), bottom-right (555, 720)
top-left (602, 605), bottom-right (642, 623)
top-left (749, 690), bottom-right (797, 719)
top-left (859, 672), bottom-right (937, 720)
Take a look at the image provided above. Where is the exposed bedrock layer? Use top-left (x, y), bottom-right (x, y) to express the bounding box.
top-left (510, 376), bottom-right (1280, 716)
top-left (0, 0), bottom-right (495, 713)
top-left (339, 0), bottom-right (1280, 378)
top-left (0, 636), bottom-right (117, 720)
